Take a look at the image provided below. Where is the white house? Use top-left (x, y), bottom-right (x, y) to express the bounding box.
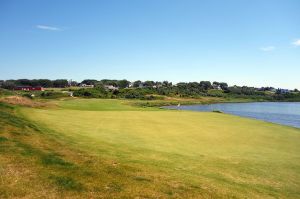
top-left (79, 84), bottom-right (94, 88)
top-left (104, 85), bottom-right (119, 91)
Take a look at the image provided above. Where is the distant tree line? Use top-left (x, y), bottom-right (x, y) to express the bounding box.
top-left (0, 79), bottom-right (70, 89)
top-left (81, 79), bottom-right (131, 89)
top-left (1, 78), bottom-right (299, 101)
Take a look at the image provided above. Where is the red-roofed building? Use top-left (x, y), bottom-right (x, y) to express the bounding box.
top-left (14, 86), bottom-right (44, 91)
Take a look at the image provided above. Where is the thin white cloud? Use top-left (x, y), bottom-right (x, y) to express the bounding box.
top-left (292, 39), bottom-right (300, 47)
top-left (260, 46), bottom-right (276, 52)
top-left (36, 25), bottom-right (61, 31)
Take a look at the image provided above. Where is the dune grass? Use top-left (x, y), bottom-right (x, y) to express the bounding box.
top-left (1, 99), bottom-right (300, 198)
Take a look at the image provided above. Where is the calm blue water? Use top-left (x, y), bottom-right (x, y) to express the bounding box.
top-left (166, 102), bottom-right (300, 128)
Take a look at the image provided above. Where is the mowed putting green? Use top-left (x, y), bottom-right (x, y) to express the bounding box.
top-left (21, 99), bottom-right (300, 198)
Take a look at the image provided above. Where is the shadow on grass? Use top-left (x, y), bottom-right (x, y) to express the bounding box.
top-left (0, 136), bottom-right (8, 142)
top-left (133, 176), bottom-right (152, 182)
top-left (41, 154), bottom-right (74, 167)
top-left (15, 141), bottom-right (74, 168)
top-left (49, 175), bottom-right (84, 191)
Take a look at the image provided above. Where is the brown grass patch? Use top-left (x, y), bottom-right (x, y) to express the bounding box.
top-left (0, 96), bottom-right (50, 108)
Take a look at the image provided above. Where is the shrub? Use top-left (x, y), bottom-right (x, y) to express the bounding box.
top-left (40, 91), bottom-right (69, 99)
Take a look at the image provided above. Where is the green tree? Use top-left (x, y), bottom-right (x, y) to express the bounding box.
top-left (200, 81), bottom-right (212, 90)
top-left (117, 80), bottom-right (130, 89)
top-left (162, 81), bottom-right (172, 87)
top-left (144, 81), bottom-right (155, 87)
top-left (219, 82), bottom-right (228, 90)
top-left (2, 80), bottom-right (16, 89)
top-left (81, 79), bottom-right (98, 85)
top-left (53, 79), bottom-right (68, 88)
top-left (133, 80), bottom-right (142, 87)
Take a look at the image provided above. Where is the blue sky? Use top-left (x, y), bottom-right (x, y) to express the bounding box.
top-left (0, 0), bottom-right (299, 89)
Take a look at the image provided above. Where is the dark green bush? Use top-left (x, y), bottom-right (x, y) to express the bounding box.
top-left (40, 91), bottom-right (69, 99)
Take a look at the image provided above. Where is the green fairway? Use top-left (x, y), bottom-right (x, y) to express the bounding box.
top-left (1, 99), bottom-right (300, 198)
top-left (57, 98), bottom-right (159, 111)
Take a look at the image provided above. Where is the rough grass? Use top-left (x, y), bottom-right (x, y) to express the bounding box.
top-left (1, 99), bottom-right (300, 198)
top-left (0, 96), bottom-right (49, 107)
top-left (0, 102), bottom-right (85, 198)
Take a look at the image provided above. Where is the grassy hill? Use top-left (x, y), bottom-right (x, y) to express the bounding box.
top-left (1, 98), bottom-right (300, 198)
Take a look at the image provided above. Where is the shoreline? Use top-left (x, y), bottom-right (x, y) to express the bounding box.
top-left (162, 101), bottom-right (300, 129)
